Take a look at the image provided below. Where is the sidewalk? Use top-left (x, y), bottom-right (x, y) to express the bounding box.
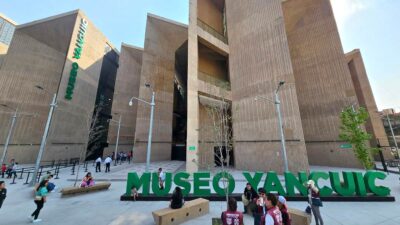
top-left (0, 161), bottom-right (399, 225)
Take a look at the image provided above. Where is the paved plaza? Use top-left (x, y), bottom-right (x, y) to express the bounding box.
top-left (0, 161), bottom-right (399, 225)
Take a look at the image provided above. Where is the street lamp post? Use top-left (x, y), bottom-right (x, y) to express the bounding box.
top-left (255, 81), bottom-right (289, 172)
top-left (0, 105), bottom-right (17, 166)
top-left (129, 84), bottom-right (155, 172)
top-left (386, 114), bottom-right (400, 158)
top-left (109, 114), bottom-right (122, 166)
top-left (30, 92), bottom-right (57, 186)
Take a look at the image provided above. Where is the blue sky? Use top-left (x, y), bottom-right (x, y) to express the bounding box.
top-left (1, 0), bottom-right (399, 111)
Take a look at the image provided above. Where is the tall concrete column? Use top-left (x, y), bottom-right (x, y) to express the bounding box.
top-left (186, 0), bottom-right (199, 173)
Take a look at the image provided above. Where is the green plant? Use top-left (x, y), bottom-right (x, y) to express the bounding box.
top-left (339, 106), bottom-right (377, 169)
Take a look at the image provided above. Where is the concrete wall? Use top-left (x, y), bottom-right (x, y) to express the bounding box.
top-left (0, 13), bottom-right (75, 163)
top-left (0, 43), bottom-right (7, 55)
top-left (0, 10), bottom-right (118, 163)
top-left (283, 0), bottom-right (362, 168)
top-left (346, 49), bottom-right (393, 160)
top-left (197, 0), bottom-right (224, 34)
top-left (225, 0), bottom-right (309, 173)
top-left (104, 44), bottom-right (143, 157)
top-left (134, 14), bottom-right (187, 163)
top-left (198, 43), bottom-right (228, 81)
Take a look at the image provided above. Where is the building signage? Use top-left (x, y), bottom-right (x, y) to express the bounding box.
top-left (126, 171), bottom-right (390, 197)
top-left (65, 18), bottom-right (88, 100)
top-left (340, 143), bottom-right (352, 149)
top-left (188, 146), bottom-right (196, 151)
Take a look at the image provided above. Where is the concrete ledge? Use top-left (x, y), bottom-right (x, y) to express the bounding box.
top-left (61, 182), bottom-right (111, 196)
top-left (152, 198), bottom-right (209, 225)
top-left (288, 207), bottom-right (311, 225)
top-left (121, 193), bottom-right (395, 202)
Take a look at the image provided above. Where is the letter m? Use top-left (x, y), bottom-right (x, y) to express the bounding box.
top-left (126, 172), bottom-right (151, 196)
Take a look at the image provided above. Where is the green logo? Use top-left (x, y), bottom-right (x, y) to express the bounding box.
top-left (65, 18), bottom-right (88, 100)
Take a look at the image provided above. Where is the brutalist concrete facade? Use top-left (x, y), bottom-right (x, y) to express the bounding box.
top-left (283, 0), bottom-right (363, 168)
top-left (105, 43), bottom-right (143, 156)
top-left (133, 14), bottom-right (188, 163)
top-left (0, 10), bottom-right (118, 163)
top-left (345, 49), bottom-right (392, 160)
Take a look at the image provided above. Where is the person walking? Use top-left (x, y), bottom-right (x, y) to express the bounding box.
top-left (242, 182), bottom-right (258, 214)
top-left (0, 181), bottom-right (6, 209)
top-left (30, 180), bottom-right (49, 223)
top-left (307, 180), bottom-right (324, 225)
top-left (104, 156), bottom-right (112, 173)
top-left (262, 193), bottom-right (283, 225)
top-left (95, 157), bottom-right (102, 172)
top-left (170, 187), bottom-right (184, 209)
top-left (221, 197), bottom-right (244, 225)
top-left (277, 196), bottom-right (291, 225)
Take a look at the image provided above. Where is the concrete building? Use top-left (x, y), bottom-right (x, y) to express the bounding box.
top-left (345, 49), bottom-right (392, 159)
top-left (0, 13), bottom-right (17, 67)
top-left (105, 43), bottom-right (143, 157)
top-left (133, 14), bottom-right (188, 163)
top-left (0, 10), bottom-right (118, 163)
top-left (130, 0), bottom-right (387, 172)
top-left (283, 0), bottom-right (365, 168)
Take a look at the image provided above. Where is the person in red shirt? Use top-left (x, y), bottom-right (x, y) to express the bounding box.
top-left (1, 164), bottom-right (6, 178)
top-left (262, 193), bottom-right (283, 225)
top-left (221, 197), bottom-right (244, 225)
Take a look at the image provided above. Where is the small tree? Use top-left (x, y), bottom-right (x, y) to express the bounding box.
top-left (339, 106), bottom-right (377, 169)
top-left (73, 103), bottom-right (106, 186)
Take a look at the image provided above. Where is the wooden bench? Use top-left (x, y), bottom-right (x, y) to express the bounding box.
top-left (152, 198), bottom-right (209, 225)
top-left (288, 207), bottom-right (311, 225)
top-left (61, 182), bottom-right (111, 196)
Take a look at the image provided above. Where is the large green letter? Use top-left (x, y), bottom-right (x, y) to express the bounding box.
top-left (285, 171), bottom-right (308, 196)
top-left (126, 172), bottom-right (151, 196)
top-left (152, 172), bottom-right (172, 196)
top-left (243, 172), bottom-right (264, 189)
top-left (329, 172), bottom-right (356, 196)
top-left (353, 172), bottom-right (367, 196)
top-left (364, 171), bottom-right (390, 196)
top-left (193, 172), bottom-right (211, 196)
top-left (308, 172), bottom-right (333, 197)
top-left (264, 172), bottom-right (285, 195)
top-left (174, 172), bottom-right (191, 196)
top-left (213, 172), bottom-right (235, 196)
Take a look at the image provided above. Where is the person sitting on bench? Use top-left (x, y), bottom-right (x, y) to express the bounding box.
top-left (170, 187), bottom-right (184, 209)
top-left (80, 172), bottom-right (95, 188)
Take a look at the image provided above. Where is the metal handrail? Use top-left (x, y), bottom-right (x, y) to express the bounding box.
top-left (198, 71), bottom-right (231, 91)
top-left (197, 19), bottom-right (228, 44)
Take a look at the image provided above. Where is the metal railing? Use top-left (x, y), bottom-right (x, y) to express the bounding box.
top-left (197, 19), bottom-right (228, 44)
top-left (198, 71), bottom-right (231, 91)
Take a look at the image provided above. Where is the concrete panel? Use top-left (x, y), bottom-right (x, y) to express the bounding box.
top-left (346, 49), bottom-right (393, 160)
top-left (106, 44), bottom-right (143, 155)
top-left (134, 15), bottom-right (187, 163)
top-left (283, 0), bottom-right (361, 168)
top-left (226, 0), bottom-right (309, 173)
top-left (197, 0), bottom-right (224, 35)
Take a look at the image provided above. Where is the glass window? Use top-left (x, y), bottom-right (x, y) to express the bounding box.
top-left (0, 18), bottom-right (15, 46)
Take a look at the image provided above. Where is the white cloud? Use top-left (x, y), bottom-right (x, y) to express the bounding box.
top-left (330, 0), bottom-right (374, 30)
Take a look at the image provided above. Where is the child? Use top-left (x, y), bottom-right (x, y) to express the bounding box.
top-left (131, 185), bottom-right (139, 201)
